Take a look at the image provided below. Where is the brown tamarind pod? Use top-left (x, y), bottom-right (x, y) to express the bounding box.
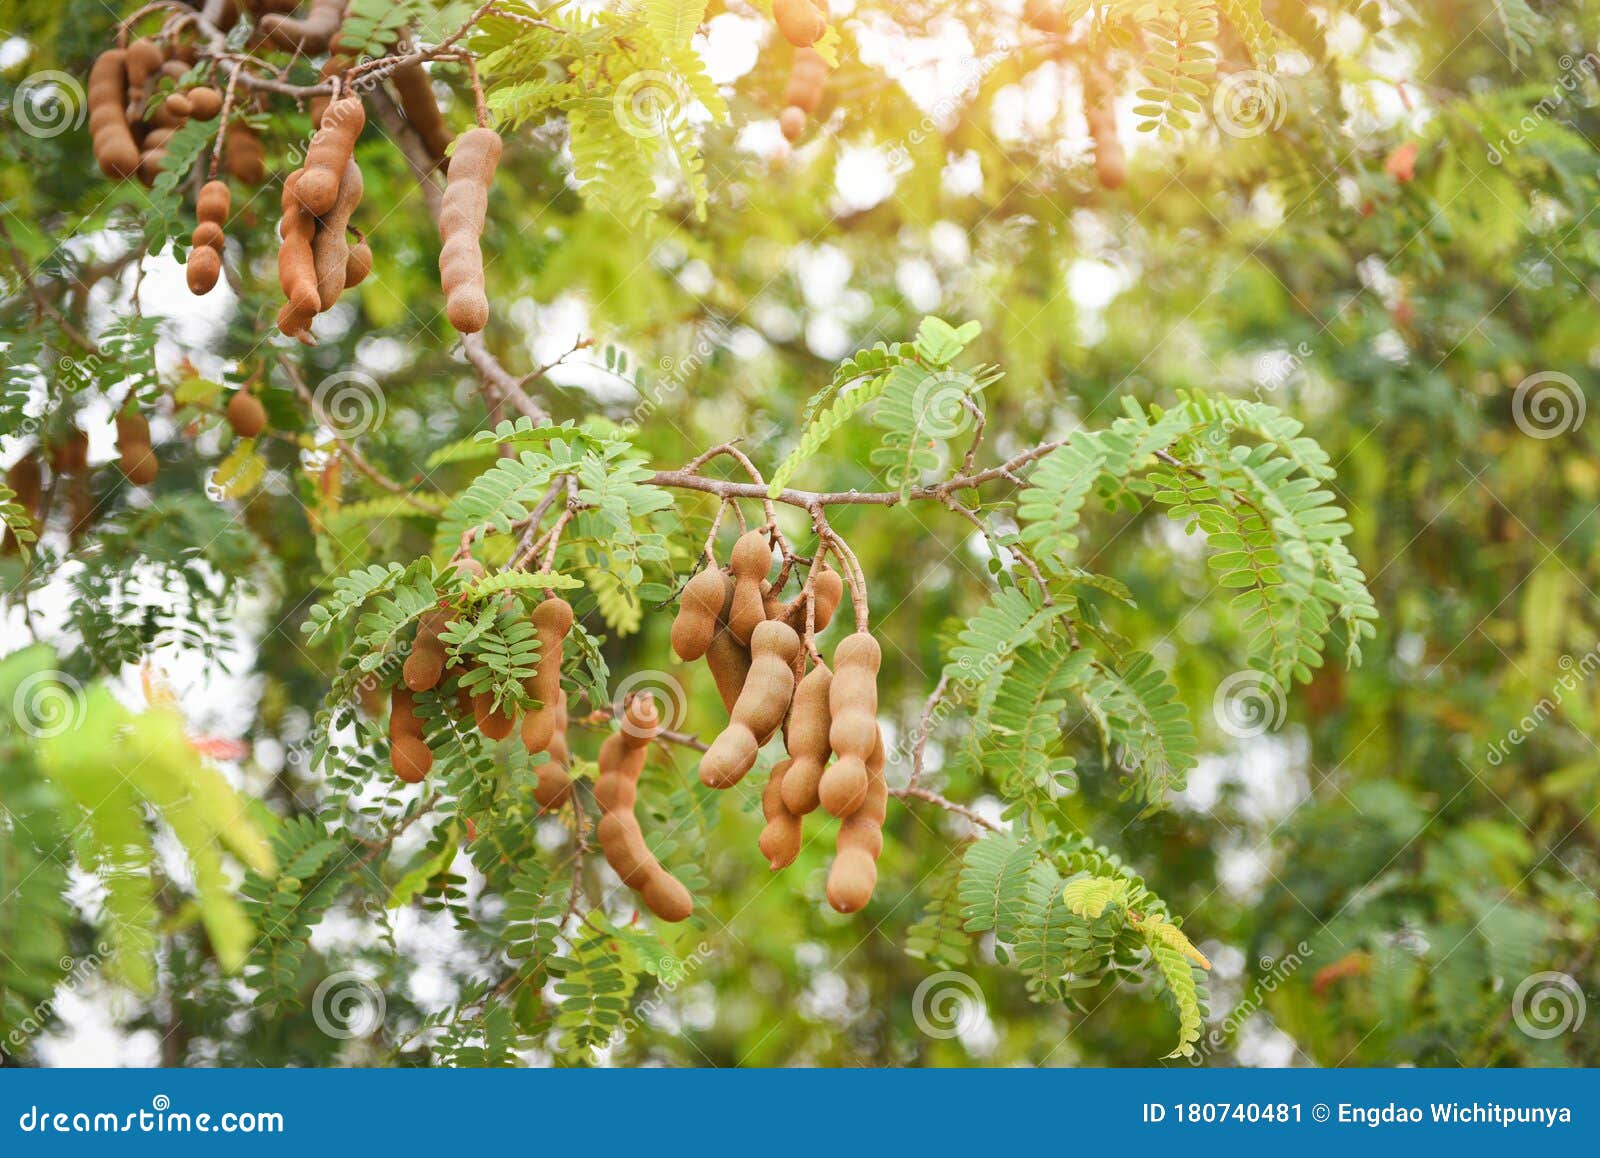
top-left (186, 86), bottom-right (222, 120)
top-left (533, 689), bottom-right (574, 811)
top-left (779, 106), bottom-right (807, 143)
top-left (223, 119), bottom-right (266, 184)
top-left (784, 48), bottom-right (828, 115)
top-left (277, 170), bottom-right (320, 339)
top-left (778, 563), bottom-right (843, 633)
top-left (404, 609), bottom-right (450, 692)
top-left (826, 726), bottom-right (886, 913)
top-left (473, 692), bottom-right (516, 741)
top-left (297, 94), bottom-right (364, 216)
top-left (594, 695), bottom-right (693, 922)
top-left (309, 53), bottom-right (351, 129)
top-left (123, 38), bottom-right (164, 121)
top-left (671, 566), bottom-right (729, 662)
top-left (780, 661), bottom-right (831, 814)
top-left (520, 597), bottom-right (573, 754)
top-left (389, 686), bottom-right (434, 783)
top-left (255, 0), bottom-right (349, 54)
top-left (759, 759), bottom-right (803, 870)
top-left (704, 627), bottom-right (752, 714)
top-left (1023, 0), bottom-right (1069, 32)
top-left (1085, 62), bottom-right (1125, 191)
top-left (197, 177), bottom-right (230, 224)
top-left (819, 631), bottom-right (879, 817)
top-left (2, 453), bottom-right (41, 553)
top-left (438, 126), bottom-right (502, 334)
top-left (115, 409), bottom-right (157, 486)
top-left (192, 221), bottom-right (224, 251)
top-left (89, 50), bottom-right (140, 179)
top-left (186, 179), bottom-right (231, 295)
top-left (727, 530), bottom-right (771, 645)
top-left (225, 389), bottom-right (266, 439)
top-left (700, 620), bottom-right (801, 789)
top-left (312, 159), bottom-right (363, 311)
top-left (344, 235), bottom-right (372, 288)
top-left (186, 246), bottom-right (221, 295)
top-left (136, 135), bottom-right (172, 187)
top-left (774, 0), bottom-right (827, 47)
top-left (158, 92), bottom-right (191, 126)
top-left (392, 60), bottom-right (454, 164)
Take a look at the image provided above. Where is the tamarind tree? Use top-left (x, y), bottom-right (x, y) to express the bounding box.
top-left (1, 0), bottom-right (1596, 1067)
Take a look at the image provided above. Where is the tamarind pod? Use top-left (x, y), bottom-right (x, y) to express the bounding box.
top-left (780, 661), bottom-right (831, 814)
top-left (594, 694), bottom-right (693, 922)
top-left (137, 142), bottom-right (170, 186)
top-left (186, 86), bottom-right (222, 120)
top-left (296, 94), bottom-right (364, 216)
top-left (116, 410), bottom-right (158, 485)
top-left (192, 220), bottom-right (225, 251)
top-left (162, 92), bottom-right (192, 121)
top-left (357, 679), bottom-right (384, 719)
top-left (759, 759), bottom-right (803, 870)
top-left (309, 54), bottom-right (350, 129)
top-left (52, 430), bottom-right (89, 475)
top-left (392, 60), bottom-right (454, 163)
top-left (704, 627), bottom-right (751, 713)
top-left (344, 237), bottom-right (372, 288)
top-left (277, 170), bottom-right (320, 338)
top-left (727, 529), bottom-right (771, 645)
top-left (124, 38), bottom-right (164, 119)
top-left (671, 566), bottom-right (729, 661)
top-left (162, 59), bottom-right (191, 79)
top-left (197, 178), bottom-right (231, 224)
top-left (89, 51), bottom-right (140, 179)
top-left (438, 126), bottom-right (502, 334)
top-left (186, 245), bottom-right (222, 294)
top-left (225, 390), bottom-right (266, 438)
top-left (826, 728), bottom-right (885, 913)
top-left (597, 812), bottom-right (655, 888)
top-left (1085, 62), bottom-right (1125, 191)
top-left (473, 692), bottom-right (516, 740)
top-left (700, 620), bottom-right (800, 789)
top-left (389, 687), bottom-right (433, 783)
top-left (779, 106), bottom-right (807, 143)
top-left (784, 48), bottom-right (828, 114)
top-left (255, 0), bottom-right (348, 54)
top-left (533, 689), bottom-right (573, 811)
top-left (404, 609), bottom-right (450, 691)
top-left (223, 120), bottom-right (266, 184)
top-left (778, 564), bottom-right (843, 633)
top-left (640, 874), bottom-right (694, 923)
top-left (312, 159), bottom-right (363, 310)
top-left (2, 454), bottom-right (41, 552)
top-left (819, 632), bottom-right (880, 817)
top-left (774, 0), bottom-right (827, 47)
top-left (520, 597), bottom-right (573, 755)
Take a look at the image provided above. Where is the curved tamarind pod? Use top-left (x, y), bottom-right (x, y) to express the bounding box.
top-left (277, 170), bottom-right (320, 339)
top-left (389, 686), bottom-right (433, 783)
top-left (159, 92), bottom-right (191, 124)
top-left (780, 661), bottom-right (831, 814)
top-left (778, 564), bottom-right (843, 633)
top-left (1084, 62), bottom-right (1125, 191)
top-left (186, 86), bottom-right (222, 120)
top-left (774, 0), bottom-right (827, 47)
top-left (438, 126), bottom-right (502, 334)
top-left (533, 689), bottom-right (574, 812)
top-left (297, 93), bottom-right (364, 216)
top-left (826, 727), bottom-right (886, 913)
top-left (819, 631), bottom-right (879, 817)
top-left (784, 48), bottom-right (828, 114)
top-left (392, 60), bottom-right (454, 163)
top-left (89, 50), bottom-right (140, 179)
top-left (116, 410), bottom-right (158, 485)
top-left (186, 179), bottom-right (231, 295)
top-left (759, 759), bottom-right (803, 870)
top-left (704, 627), bottom-right (751, 714)
top-left (671, 566), bottom-right (729, 661)
top-left (473, 692), bottom-right (516, 740)
top-left (520, 597), bottom-right (573, 755)
top-left (727, 529), bottom-right (771, 645)
top-left (312, 159), bottom-right (362, 310)
top-left (223, 119), bottom-right (266, 184)
top-left (226, 390), bottom-right (266, 438)
top-left (404, 609), bottom-right (449, 691)
top-left (344, 236), bottom-right (373, 288)
top-left (594, 695), bottom-right (693, 921)
top-left (255, 0), bottom-right (348, 54)
top-left (700, 620), bottom-right (800, 789)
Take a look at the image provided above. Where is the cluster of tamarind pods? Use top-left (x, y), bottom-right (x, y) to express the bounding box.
top-left (774, 0), bottom-right (831, 142)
